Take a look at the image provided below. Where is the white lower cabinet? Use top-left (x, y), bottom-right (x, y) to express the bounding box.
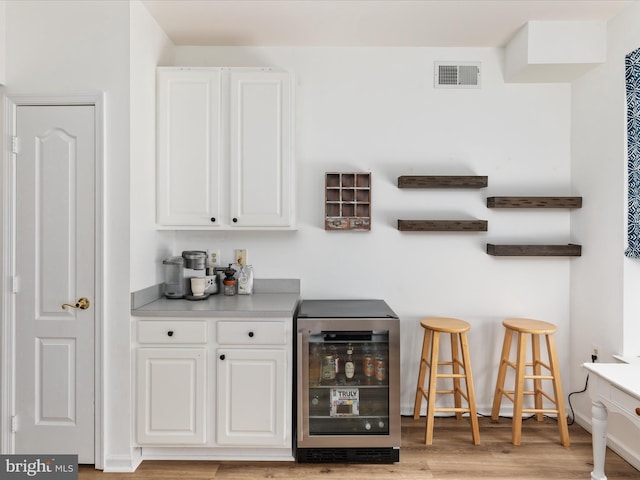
top-left (136, 348), bottom-right (207, 445)
top-left (134, 317), bottom-right (292, 459)
top-left (216, 348), bottom-right (286, 446)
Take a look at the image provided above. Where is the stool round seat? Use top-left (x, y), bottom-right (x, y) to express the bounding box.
top-left (502, 318), bottom-right (557, 335)
top-left (421, 317), bottom-right (470, 333)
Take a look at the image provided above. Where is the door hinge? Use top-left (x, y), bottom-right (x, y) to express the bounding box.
top-left (12, 276), bottom-right (19, 294)
top-left (11, 415), bottom-right (16, 433)
top-left (11, 136), bottom-right (18, 154)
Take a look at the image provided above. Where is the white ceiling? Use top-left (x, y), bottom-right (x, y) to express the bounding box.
top-left (141, 0), bottom-right (632, 48)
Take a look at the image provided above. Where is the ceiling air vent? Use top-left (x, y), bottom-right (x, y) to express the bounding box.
top-left (434, 62), bottom-right (481, 89)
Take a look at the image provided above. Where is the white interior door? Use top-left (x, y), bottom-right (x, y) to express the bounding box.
top-left (13, 105), bottom-right (95, 462)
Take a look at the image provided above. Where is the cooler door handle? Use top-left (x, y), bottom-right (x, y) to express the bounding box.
top-left (296, 329), bottom-right (306, 443)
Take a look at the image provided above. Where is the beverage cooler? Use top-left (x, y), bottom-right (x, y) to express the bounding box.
top-left (295, 300), bottom-right (400, 463)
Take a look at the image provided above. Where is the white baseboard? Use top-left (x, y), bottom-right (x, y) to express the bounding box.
top-left (103, 449), bottom-right (143, 472)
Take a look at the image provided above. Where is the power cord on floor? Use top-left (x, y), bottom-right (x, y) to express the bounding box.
top-left (566, 353), bottom-right (597, 425)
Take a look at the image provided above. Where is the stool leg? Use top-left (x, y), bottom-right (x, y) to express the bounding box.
top-left (491, 328), bottom-right (514, 420)
top-left (460, 331), bottom-right (480, 445)
top-left (450, 332), bottom-right (463, 420)
top-left (531, 333), bottom-right (544, 422)
top-left (546, 334), bottom-right (570, 447)
top-left (414, 328), bottom-right (432, 419)
top-left (512, 331), bottom-right (527, 445)
top-left (425, 331), bottom-right (440, 445)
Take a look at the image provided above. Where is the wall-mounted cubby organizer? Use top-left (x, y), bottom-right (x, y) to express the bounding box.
top-left (398, 220), bottom-right (487, 232)
top-left (398, 175), bottom-right (488, 189)
top-left (486, 244), bottom-right (582, 257)
top-left (487, 196), bottom-right (582, 208)
top-left (325, 172), bottom-right (371, 231)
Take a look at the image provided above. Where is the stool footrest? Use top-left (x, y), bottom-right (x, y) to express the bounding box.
top-left (504, 360), bottom-right (553, 373)
top-left (436, 373), bottom-right (468, 379)
top-left (500, 389), bottom-right (557, 398)
top-left (524, 374), bottom-right (554, 380)
top-left (418, 388), bottom-right (470, 398)
top-left (522, 408), bottom-right (561, 414)
top-left (434, 407), bottom-right (473, 413)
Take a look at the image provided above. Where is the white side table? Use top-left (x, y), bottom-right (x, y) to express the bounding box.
top-left (583, 363), bottom-right (640, 480)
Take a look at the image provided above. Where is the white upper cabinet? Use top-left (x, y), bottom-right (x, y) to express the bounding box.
top-left (156, 68), bottom-right (222, 226)
top-left (156, 67), bottom-right (295, 229)
top-left (229, 70), bottom-right (293, 227)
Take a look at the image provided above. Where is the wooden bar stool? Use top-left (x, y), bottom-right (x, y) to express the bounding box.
top-left (491, 318), bottom-right (570, 447)
top-left (413, 317), bottom-right (480, 445)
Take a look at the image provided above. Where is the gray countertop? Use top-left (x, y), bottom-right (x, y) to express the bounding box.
top-left (131, 279), bottom-right (300, 318)
top-left (133, 293), bottom-right (300, 317)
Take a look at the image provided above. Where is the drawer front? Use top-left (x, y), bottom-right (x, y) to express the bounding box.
top-left (138, 321), bottom-right (207, 344)
top-left (611, 385), bottom-right (640, 415)
top-left (217, 321), bottom-right (286, 345)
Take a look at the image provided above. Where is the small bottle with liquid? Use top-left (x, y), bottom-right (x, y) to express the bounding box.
top-left (344, 343), bottom-right (355, 381)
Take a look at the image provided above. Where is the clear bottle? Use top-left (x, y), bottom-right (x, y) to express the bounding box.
top-left (321, 354), bottom-right (336, 383)
top-left (328, 344), bottom-right (340, 376)
top-left (344, 343), bottom-right (355, 381)
top-left (223, 278), bottom-right (236, 296)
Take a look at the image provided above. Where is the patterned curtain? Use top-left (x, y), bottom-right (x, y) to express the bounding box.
top-left (625, 47), bottom-right (640, 258)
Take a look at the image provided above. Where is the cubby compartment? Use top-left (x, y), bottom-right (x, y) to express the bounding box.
top-left (325, 172), bottom-right (371, 231)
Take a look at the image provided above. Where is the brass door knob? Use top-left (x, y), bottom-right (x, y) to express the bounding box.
top-left (61, 297), bottom-right (90, 310)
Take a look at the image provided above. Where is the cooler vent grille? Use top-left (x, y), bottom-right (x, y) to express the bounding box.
top-left (435, 62), bottom-right (481, 88)
top-left (297, 447), bottom-right (399, 464)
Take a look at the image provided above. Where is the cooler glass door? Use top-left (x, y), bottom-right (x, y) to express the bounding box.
top-left (297, 318), bottom-right (400, 448)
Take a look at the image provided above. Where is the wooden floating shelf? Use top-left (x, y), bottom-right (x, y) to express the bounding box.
top-left (398, 175), bottom-right (488, 189)
top-left (486, 196), bottom-right (582, 208)
top-left (486, 244), bottom-right (582, 257)
top-left (398, 220), bottom-right (488, 232)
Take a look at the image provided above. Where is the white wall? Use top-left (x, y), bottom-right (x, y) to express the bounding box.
top-left (570, 0), bottom-right (640, 469)
top-left (171, 46), bottom-right (574, 416)
top-left (129, 1), bottom-right (175, 292)
top-left (4, 0), bottom-right (134, 470)
top-left (0, 1), bottom-right (6, 85)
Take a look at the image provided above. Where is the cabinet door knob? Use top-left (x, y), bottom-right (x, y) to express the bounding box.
top-left (210, 217), bottom-right (216, 223)
top-left (636, 407), bottom-right (640, 416)
top-left (219, 354), bottom-right (225, 360)
top-left (248, 331), bottom-right (254, 338)
top-left (167, 330), bottom-right (174, 337)
top-left (232, 217), bottom-right (238, 223)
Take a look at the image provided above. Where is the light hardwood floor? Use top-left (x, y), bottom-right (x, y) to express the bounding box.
top-left (79, 416), bottom-right (639, 479)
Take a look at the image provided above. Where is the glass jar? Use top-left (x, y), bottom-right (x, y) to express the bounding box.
top-left (321, 354), bottom-right (336, 382)
top-left (223, 278), bottom-right (236, 296)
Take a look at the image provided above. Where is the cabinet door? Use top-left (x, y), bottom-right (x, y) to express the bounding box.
top-left (216, 348), bottom-right (287, 446)
top-left (229, 70), bottom-right (294, 227)
top-left (157, 68), bottom-right (222, 226)
top-left (137, 348), bottom-right (207, 445)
